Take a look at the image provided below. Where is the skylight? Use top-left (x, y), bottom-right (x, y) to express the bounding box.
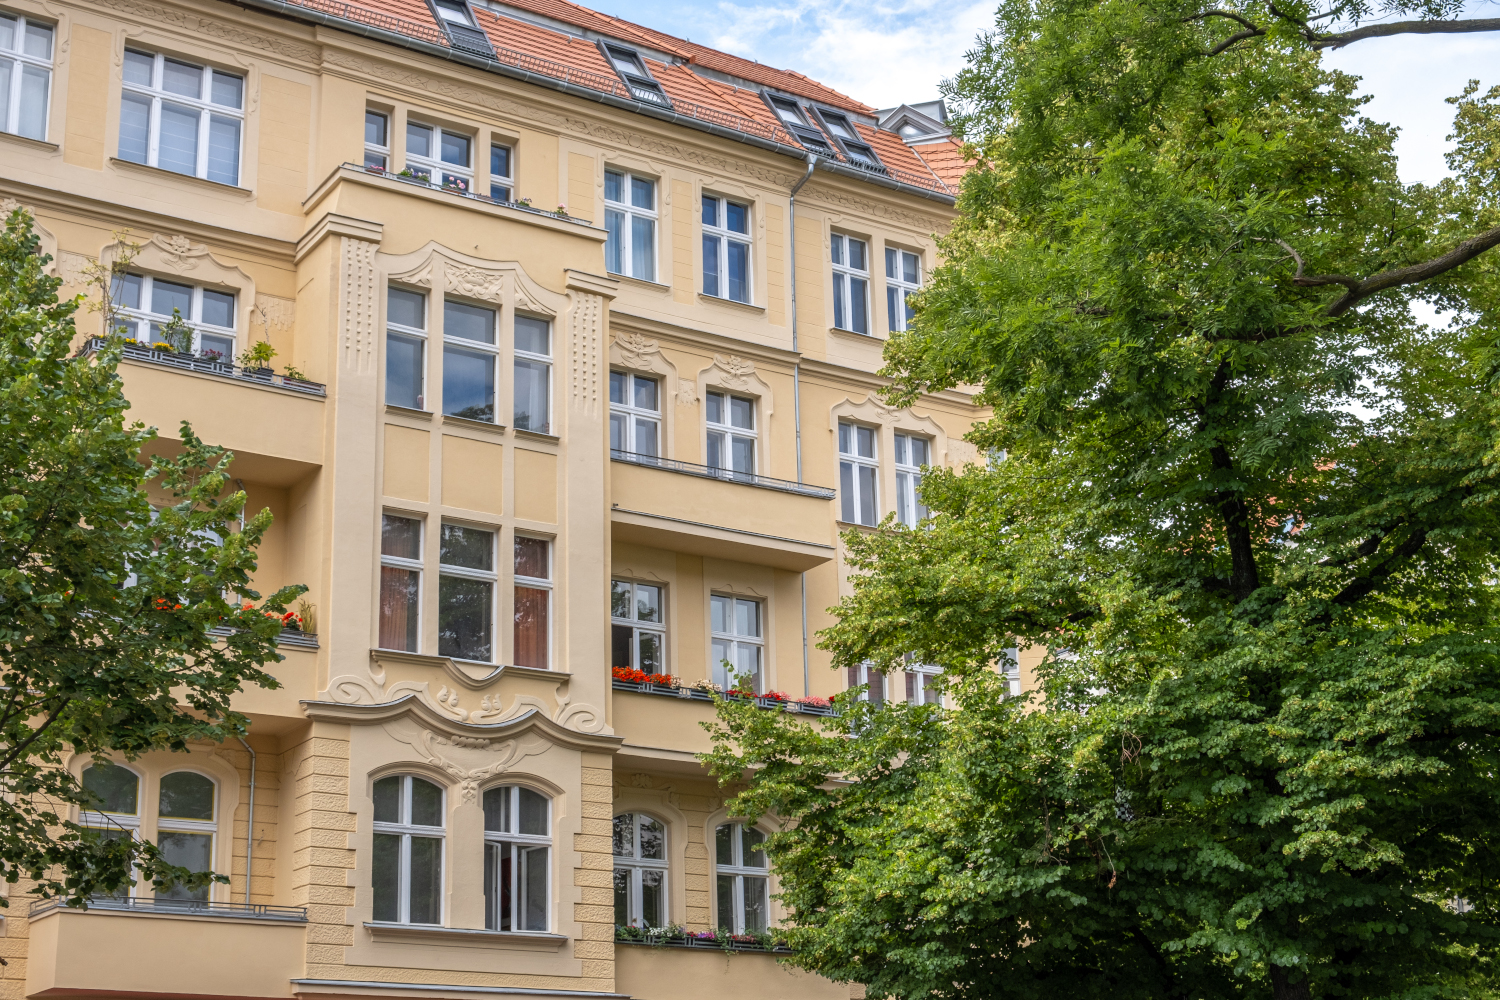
top-left (765, 95), bottom-right (836, 154)
top-left (815, 108), bottom-right (884, 172)
top-left (602, 43), bottom-right (671, 108)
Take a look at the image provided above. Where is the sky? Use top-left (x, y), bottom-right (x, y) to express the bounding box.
top-left (602, 0), bottom-right (1500, 182)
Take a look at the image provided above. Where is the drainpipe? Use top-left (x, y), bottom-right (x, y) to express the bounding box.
top-left (789, 154), bottom-right (817, 697)
top-left (237, 736), bottom-right (257, 905)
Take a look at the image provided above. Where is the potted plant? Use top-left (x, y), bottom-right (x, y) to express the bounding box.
top-left (156, 309), bottom-right (194, 355)
top-left (238, 339), bottom-right (277, 377)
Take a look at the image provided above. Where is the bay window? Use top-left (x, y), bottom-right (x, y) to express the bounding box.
top-left (443, 298), bottom-right (497, 422)
top-left (372, 774), bottom-right (444, 925)
top-left (119, 49), bottom-right (243, 186)
top-left (405, 121), bottom-right (471, 192)
top-left (514, 316), bottom-right (551, 433)
top-left (386, 286), bottom-right (427, 409)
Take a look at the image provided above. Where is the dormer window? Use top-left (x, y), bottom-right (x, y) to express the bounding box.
top-left (428, 0), bottom-right (494, 57)
top-left (765, 94), bottom-right (834, 154)
top-left (815, 108), bottom-right (884, 173)
top-left (602, 43), bottom-right (670, 108)
top-left (432, 0), bottom-right (474, 24)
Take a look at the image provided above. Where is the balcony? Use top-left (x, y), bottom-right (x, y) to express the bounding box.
top-left (610, 454), bottom-right (836, 572)
top-left (615, 933), bottom-right (847, 1000)
top-left (80, 337), bottom-right (326, 396)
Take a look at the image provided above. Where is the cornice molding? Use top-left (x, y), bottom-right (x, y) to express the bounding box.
top-left (302, 696), bottom-right (624, 752)
top-left (368, 648), bottom-right (571, 691)
top-left (90, 0), bottom-right (323, 63)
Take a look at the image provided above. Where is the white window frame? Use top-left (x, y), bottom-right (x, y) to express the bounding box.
top-left (838, 421), bottom-right (879, 526)
top-left (482, 784), bottom-right (552, 933)
top-left (847, 661), bottom-right (887, 704)
top-left (404, 120), bottom-right (473, 193)
top-left (119, 49), bottom-right (244, 185)
top-left (489, 140), bottom-right (513, 202)
top-left (705, 390), bottom-right (756, 479)
top-left (613, 812), bottom-right (669, 928)
top-left (831, 233), bottom-right (870, 335)
top-left (903, 658), bottom-right (943, 706)
top-left (513, 534), bottom-right (552, 670)
top-left (386, 285), bottom-right (428, 410)
top-left (513, 315), bottom-right (552, 434)
top-left (154, 769), bottom-right (219, 901)
top-left (611, 579), bottom-right (665, 674)
top-left (0, 11), bottom-right (52, 141)
top-left (609, 371), bottom-right (661, 458)
top-left (885, 247), bottom-right (921, 333)
top-left (710, 594), bottom-right (763, 693)
top-left (893, 433), bottom-right (930, 527)
top-left (437, 522), bottom-right (497, 664)
top-left (604, 169), bottom-right (658, 282)
top-left (111, 272), bottom-right (237, 360)
top-left (714, 821), bottom-right (769, 935)
top-left (441, 297), bottom-right (499, 423)
top-left (365, 109), bottom-right (391, 170)
top-left (702, 194), bottom-right (752, 304)
top-left (371, 774), bottom-right (446, 926)
top-left (379, 512), bottom-right (424, 654)
top-left (79, 761), bottom-right (143, 847)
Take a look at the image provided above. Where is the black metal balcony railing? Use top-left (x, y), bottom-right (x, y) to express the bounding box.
top-left (611, 679), bottom-right (838, 717)
top-left (29, 896), bottom-right (308, 921)
top-left (611, 449), bottom-right (836, 500)
top-left (78, 338), bottom-right (327, 397)
top-left (344, 162), bottom-right (597, 225)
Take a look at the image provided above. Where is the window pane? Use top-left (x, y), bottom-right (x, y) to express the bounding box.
top-left (716, 873), bottom-right (735, 930)
top-left (210, 70), bottom-right (242, 109)
top-left (735, 599), bottom-right (759, 637)
top-left (897, 470), bottom-right (910, 525)
top-left (157, 102), bottom-right (199, 176)
top-left (408, 835), bottom-right (442, 924)
top-left (858, 465), bottom-right (877, 525)
top-left (641, 867), bottom-right (664, 927)
top-left (522, 845), bottom-right (548, 930)
top-left (904, 252), bottom-right (919, 284)
top-left (118, 93), bottom-right (150, 163)
top-left (519, 787), bottom-right (548, 835)
top-left (612, 622), bottom-right (633, 667)
top-left (382, 514), bottom-right (423, 559)
top-left (840, 462), bottom-right (855, 523)
top-left (726, 201), bottom-right (748, 234)
top-left (82, 763), bottom-right (138, 814)
top-left (710, 595), bottom-right (728, 635)
top-left (515, 315), bottom-right (549, 355)
top-left (832, 272), bottom-right (845, 330)
top-left (630, 176), bottom-right (654, 210)
top-left (851, 277), bottom-right (868, 334)
top-left (18, 64), bottom-right (48, 141)
top-left (513, 585), bottom-right (549, 669)
top-left (386, 333), bottom-right (424, 408)
top-left (22, 20), bottom-right (51, 59)
top-left (515, 535), bottom-right (548, 578)
top-left (613, 814), bottom-right (635, 857)
top-left (207, 114), bottom-right (240, 185)
top-left (372, 832), bottom-right (400, 921)
top-left (373, 775), bottom-right (401, 823)
top-left (407, 122), bottom-right (432, 158)
top-left (366, 110), bottom-right (388, 146)
top-left (614, 866), bottom-right (630, 925)
top-left (857, 425), bottom-right (875, 458)
top-left (639, 816), bottom-right (665, 860)
top-left (440, 130), bottom-right (470, 166)
top-left (706, 430), bottom-right (723, 469)
top-left (715, 824), bottom-right (733, 865)
top-left (887, 286), bottom-right (899, 330)
top-left (442, 300), bottom-right (495, 347)
top-left (159, 771), bottom-right (214, 820)
top-left (609, 371), bottom-right (627, 406)
top-left (849, 238), bottom-right (867, 271)
top-left (150, 280), bottom-right (191, 320)
top-left (604, 208), bottom-right (624, 274)
top-left (157, 831), bottom-right (212, 901)
top-left (161, 58), bottom-right (202, 98)
top-left (731, 436), bottom-right (754, 474)
top-left (727, 240), bottom-right (748, 303)
top-left (438, 575), bottom-right (493, 661)
top-left (410, 777), bottom-right (443, 826)
top-left (632, 375), bottom-right (658, 411)
top-left (631, 216), bottom-right (655, 281)
top-left (604, 169), bottom-right (622, 202)
top-left (112, 273), bottom-right (142, 311)
top-left (388, 288), bottom-right (425, 329)
top-left (635, 584), bottom-right (660, 622)
top-left (483, 785), bottom-right (510, 833)
top-left (610, 580), bottom-right (633, 620)
top-left (702, 234), bottom-right (719, 297)
top-left (379, 567), bottom-right (419, 651)
top-left (702, 195), bottom-right (717, 227)
top-left (491, 143), bottom-right (510, 177)
top-left (489, 840), bottom-right (512, 929)
top-left (442, 344), bottom-right (494, 421)
top-left (729, 395), bottom-right (753, 429)
top-left (200, 289), bottom-right (234, 328)
top-left (513, 358), bottom-right (549, 432)
top-left (741, 825), bottom-right (766, 867)
top-left (200, 332), bottom-right (233, 359)
top-left (741, 875), bottom-right (768, 932)
top-left (711, 639), bottom-right (731, 689)
top-left (830, 234), bottom-right (843, 266)
top-left (736, 643), bottom-right (761, 691)
top-left (706, 391), bottom-right (722, 425)
top-left (638, 631), bottom-right (662, 673)
top-left (885, 247), bottom-right (897, 278)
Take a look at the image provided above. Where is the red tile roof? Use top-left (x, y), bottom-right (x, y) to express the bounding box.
top-left (910, 139), bottom-right (971, 189)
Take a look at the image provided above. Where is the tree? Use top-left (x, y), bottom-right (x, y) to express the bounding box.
top-left (0, 208), bottom-right (303, 906)
top-left (704, 2), bottom-right (1500, 997)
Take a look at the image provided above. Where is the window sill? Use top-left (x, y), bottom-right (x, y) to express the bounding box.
top-left (698, 292), bottom-right (766, 314)
top-left (364, 921), bottom-right (569, 950)
top-left (607, 272), bottom-right (673, 293)
top-left (513, 427), bottom-right (560, 444)
top-left (828, 325), bottom-right (887, 343)
top-left (109, 157), bottom-right (254, 197)
top-left (0, 130), bottom-right (58, 153)
top-left (442, 413), bottom-right (506, 434)
top-left (386, 404), bottom-right (433, 420)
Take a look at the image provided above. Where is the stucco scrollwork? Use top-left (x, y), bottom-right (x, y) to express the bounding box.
top-left (1, 199), bottom-right (59, 275)
top-left (326, 663), bottom-right (609, 735)
top-left (695, 354), bottom-right (775, 418)
top-left (830, 393), bottom-right (950, 465)
top-left (445, 264), bottom-right (506, 303)
top-left (382, 721), bottom-right (552, 803)
top-left (88, 0), bottom-right (323, 63)
top-left (613, 331), bottom-right (659, 369)
top-left (569, 290), bottom-right (603, 416)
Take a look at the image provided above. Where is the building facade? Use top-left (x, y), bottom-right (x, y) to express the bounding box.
top-left (0, 0), bottom-right (1022, 997)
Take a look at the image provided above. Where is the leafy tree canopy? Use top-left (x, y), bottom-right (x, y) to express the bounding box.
top-left (706, 2), bottom-right (1500, 998)
top-left (0, 210), bottom-right (303, 905)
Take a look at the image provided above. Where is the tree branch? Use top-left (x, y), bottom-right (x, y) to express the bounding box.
top-left (1313, 17), bottom-right (1500, 49)
top-left (1281, 226), bottom-right (1500, 316)
top-left (1317, 534), bottom-right (1381, 568)
top-left (1330, 530), bottom-right (1427, 606)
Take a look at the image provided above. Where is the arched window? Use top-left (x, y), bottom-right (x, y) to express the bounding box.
top-left (157, 771), bottom-right (216, 901)
top-left (483, 784), bottom-right (549, 932)
top-left (372, 774), bottom-right (445, 925)
top-left (81, 761), bottom-right (140, 837)
top-left (714, 822), bottom-right (768, 933)
top-left (613, 812), bottom-right (667, 927)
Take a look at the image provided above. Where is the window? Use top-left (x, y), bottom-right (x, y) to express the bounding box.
top-left (602, 43), bottom-right (669, 107)
top-left (710, 595), bottom-right (762, 693)
top-left (904, 660), bottom-right (943, 706)
top-left (604, 170), bottom-right (656, 282)
top-left (611, 580), bottom-right (664, 674)
top-left (387, 286), bottom-right (427, 409)
top-left (365, 110), bottom-right (390, 170)
top-left (443, 299), bottom-right (496, 422)
top-left (156, 771), bottom-right (216, 901)
top-left (838, 422), bottom-right (878, 525)
top-left (0, 12), bottom-right (51, 141)
top-left (847, 662), bottom-right (886, 704)
top-left (894, 433), bottom-right (930, 527)
top-left (372, 774), bottom-right (444, 925)
top-left (609, 371), bottom-right (659, 458)
top-left (715, 822), bottom-right (768, 934)
top-left (119, 49), bottom-right (243, 186)
top-left (702, 196), bottom-right (750, 304)
top-left (110, 272), bottom-right (236, 360)
top-left (886, 248), bottom-right (921, 332)
top-left (380, 513), bottom-right (423, 652)
top-left (429, 0), bottom-right (494, 56)
top-left (405, 121), bottom-right (472, 192)
top-left (514, 316), bottom-right (551, 433)
top-left (614, 813), bottom-right (667, 927)
top-left (80, 761), bottom-right (141, 845)
top-left (831, 234), bottom-right (869, 335)
top-left (814, 108), bottom-right (882, 171)
top-left (483, 785), bottom-right (550, 932)
top-left (439, 523), bottom-right (494, 662)
top-left (489, 142), bottom-right (512, 202)
top-left (514, 536), bottom-right (550, 669)
top-left (765, 95), bottom-right (835, 155)
top-left (432, 0), bottom-right (476, 25)
top-left (706, 391), bottom-right (755, 479)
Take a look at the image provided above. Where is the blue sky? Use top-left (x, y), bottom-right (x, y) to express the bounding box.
top-left (607, 0), bottom-right (1500, 182)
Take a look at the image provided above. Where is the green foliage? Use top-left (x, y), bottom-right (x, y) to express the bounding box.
top-left (238, 339), bottom-right (277, 369)
top-left (0, 208), bottom-right (304, 906)
top-left (706, 2), bottom-right (1500, 997)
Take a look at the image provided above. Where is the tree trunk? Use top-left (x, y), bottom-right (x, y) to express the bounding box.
top-left (1269, 966), bottom-right (1312, 1000)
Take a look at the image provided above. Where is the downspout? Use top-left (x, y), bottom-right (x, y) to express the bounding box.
top-left (789, 154), bottom-right (817, 697)
top-left (237, 736), bottom-right (257, 905)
